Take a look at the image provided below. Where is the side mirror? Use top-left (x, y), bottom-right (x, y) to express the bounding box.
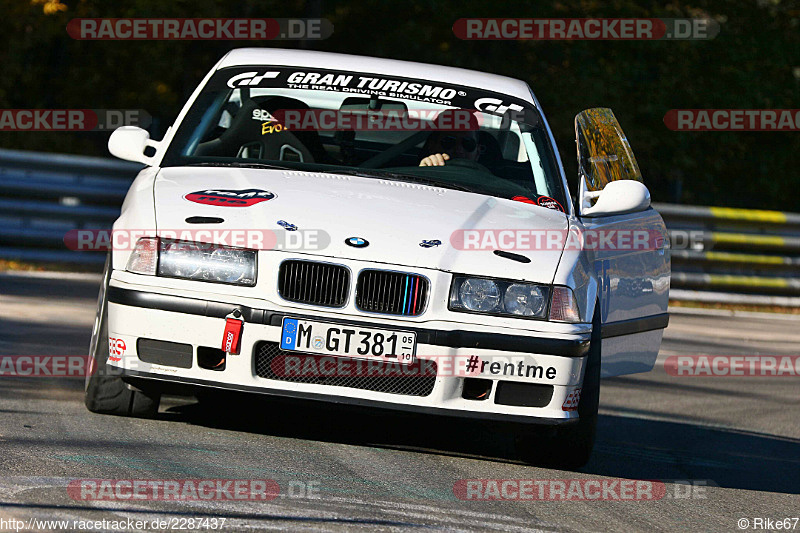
top-left (579, 178), bottom-right (651, 217)
top-left (108, 126), bottom-right (160, 165)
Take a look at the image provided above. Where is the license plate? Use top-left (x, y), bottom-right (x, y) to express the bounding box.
top-left (280, 318), bottom-right (416, 363)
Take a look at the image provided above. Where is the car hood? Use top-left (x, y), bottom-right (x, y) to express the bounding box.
top-left (153, 166), bottom-right (568, 283)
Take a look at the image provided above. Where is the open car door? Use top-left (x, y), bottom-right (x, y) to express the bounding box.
top-left (575, 108), bottom-right (670, 377)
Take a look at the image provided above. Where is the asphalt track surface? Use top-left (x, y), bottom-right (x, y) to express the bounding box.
top-left (0, 271), bottom-right (798, 532)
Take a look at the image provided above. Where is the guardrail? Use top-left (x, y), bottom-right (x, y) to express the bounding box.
top-left (0, 148), bottom-right (142, 264)
top-left (0, 148), bottom-right (797, 302)
top-left (653, 202), bottom-right (800, 298)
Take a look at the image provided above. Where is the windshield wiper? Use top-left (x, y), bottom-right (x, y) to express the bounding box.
top-left (187, 161), bottom-right (294, 171)
top-left (322, 169), bottom-right (477, 193)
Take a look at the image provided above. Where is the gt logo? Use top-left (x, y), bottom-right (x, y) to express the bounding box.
top-left (227, 71), bottom-right (280, 88)
top-left (474, 97), bottom-right (524, 116)
top-left (562, 388), bottom-right (582, 411)
top-left (108, 337), bottom-right (126, 360)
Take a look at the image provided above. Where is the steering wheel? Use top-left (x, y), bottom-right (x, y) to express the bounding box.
top-left (445, 158), bottom-right (493, 174)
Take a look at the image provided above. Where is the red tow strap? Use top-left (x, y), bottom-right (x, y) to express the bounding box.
top-left (222, 318), bottom-right (243, 354)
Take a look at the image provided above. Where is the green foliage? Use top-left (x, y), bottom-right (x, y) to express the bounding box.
top-left (1, 0), bottom-right (798, 209)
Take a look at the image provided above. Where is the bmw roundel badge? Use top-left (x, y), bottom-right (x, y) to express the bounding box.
top-left (345, 237), bottom-right (369, 248)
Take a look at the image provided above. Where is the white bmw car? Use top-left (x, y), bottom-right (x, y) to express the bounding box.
top-left (86, 48), bottom-right (670, 468)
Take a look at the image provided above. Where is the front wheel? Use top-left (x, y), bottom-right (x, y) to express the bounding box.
top-left (514, 304), bottom-right (601, 469)
top-left (84, 253), bottom-right (160, 418)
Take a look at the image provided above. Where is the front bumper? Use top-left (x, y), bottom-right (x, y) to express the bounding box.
top-left (106, 280), bottom-right (590, 424)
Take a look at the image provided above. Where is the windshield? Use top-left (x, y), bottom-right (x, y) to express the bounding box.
top-left (162, 66), bottom-right (567, 209)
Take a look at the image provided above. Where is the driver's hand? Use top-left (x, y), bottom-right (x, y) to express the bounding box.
top-left (419, 153), bottom-right (450, 167)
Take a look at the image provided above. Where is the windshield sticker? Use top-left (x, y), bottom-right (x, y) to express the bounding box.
top-left (227, 71), bottom-right (280, 88)
top-left (185, 189), bottom-right (276, 207)
top-left (231, 70), bottom-right (460, 105)
top-left (474, 97), bottom-right (525, 116)
top-left (209, 67), bottom-right (538, 119)
top-left (284, 72), bottom-right (460, 105)
top-left (537, 196), bottom-right (565, 213)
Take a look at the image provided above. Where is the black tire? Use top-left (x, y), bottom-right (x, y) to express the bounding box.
top-left (84, 253), bottom-right (160, 418)
top-left (515, 304), bottom-right (601, 469)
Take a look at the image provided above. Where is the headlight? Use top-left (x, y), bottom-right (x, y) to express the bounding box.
top-left (159, 240), bottom-right (257, 285)
top-left (449, 276), bottom-right (550, 319)
top-left (126, 238), bottom-right (257, 286)
top-left (459, 278), bottom-right (501, 311)
top-left (503, 283), bottom-right (547, 316)
top-left (208, 247), bottom-right (256, 284)
top-left (160, 241), bottom-right (205, 279)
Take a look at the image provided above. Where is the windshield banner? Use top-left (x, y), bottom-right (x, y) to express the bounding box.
top-left (206, 66), bottom-right (539, 125)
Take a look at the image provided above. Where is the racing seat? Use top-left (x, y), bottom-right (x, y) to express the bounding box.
top-left (476, 131), bottom-right (504, 171)
top-left (195, 96), bottom-right (331, 163)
